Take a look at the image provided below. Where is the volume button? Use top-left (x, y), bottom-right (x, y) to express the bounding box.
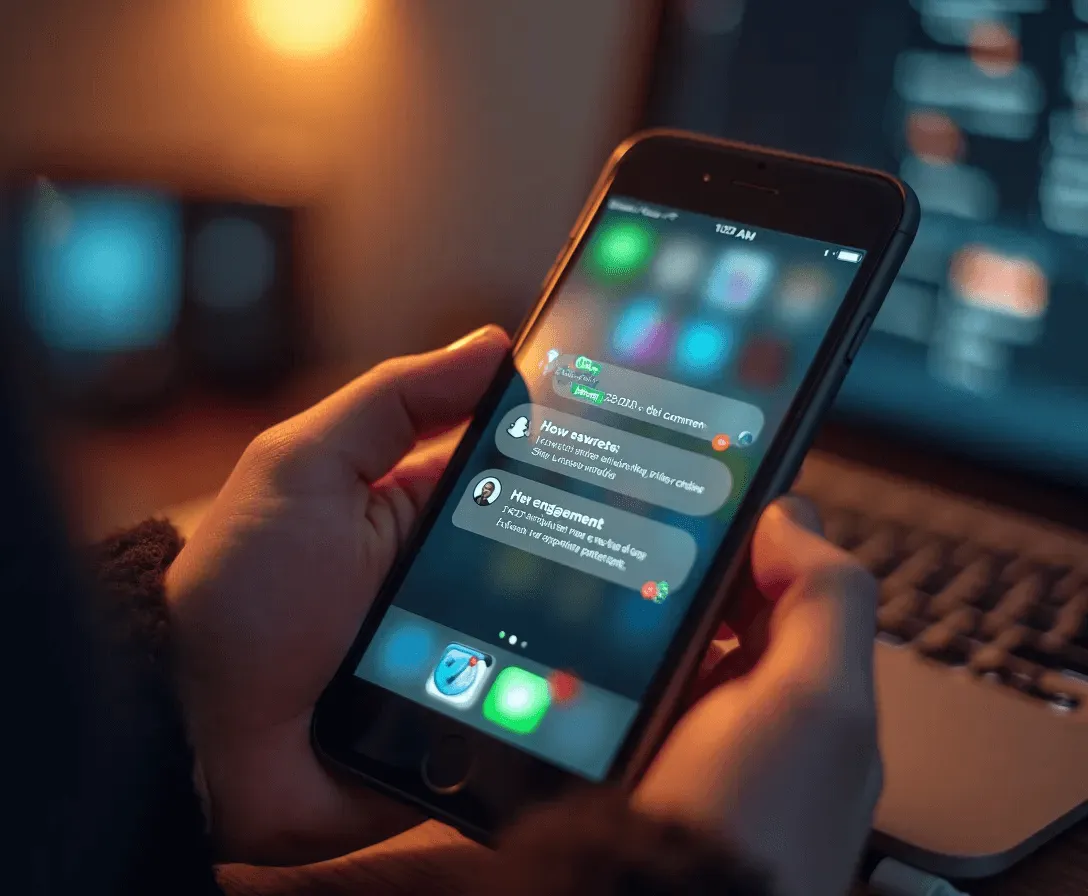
top-left (845, 313), bottom-right (875, 364)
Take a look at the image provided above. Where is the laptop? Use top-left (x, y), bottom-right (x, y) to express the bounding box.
top-left (645, 0), bottom-right (1088, 879)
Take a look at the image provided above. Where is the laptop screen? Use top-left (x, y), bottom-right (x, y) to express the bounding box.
top-left (646, 0), bottom-right (1088, 487)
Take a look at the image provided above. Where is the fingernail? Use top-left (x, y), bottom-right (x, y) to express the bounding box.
top-left (774, 494), bottom-right (823, 536)
top-left (445, 325), bottom-right (496, 352)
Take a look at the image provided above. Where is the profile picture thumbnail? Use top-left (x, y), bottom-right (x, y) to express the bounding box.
top-left (473, 476), bottom-right (502, 507)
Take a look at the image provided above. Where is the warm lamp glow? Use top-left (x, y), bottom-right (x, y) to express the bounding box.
top-left (248, 0), bottom-right (364, 58)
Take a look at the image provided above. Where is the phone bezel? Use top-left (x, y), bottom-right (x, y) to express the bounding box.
top-left (313, 129), bottom-right (916, 841)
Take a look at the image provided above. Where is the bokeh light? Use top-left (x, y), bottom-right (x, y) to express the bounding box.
top-left (248, 0), bottom-right (365, 59)
top-left (968, 20), bottom-right (1021, 77)
top-left (22, 185), bottom-right (183, 352)
top-left (950, 245), bottom-right (1048, 319)
top-left (906, 110), bottom-right (964, 166)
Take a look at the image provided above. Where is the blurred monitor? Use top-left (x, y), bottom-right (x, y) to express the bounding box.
top-left (646, 0), bottom-right (1088, 487)
top-left (3, 177), bottom-right (300, 411)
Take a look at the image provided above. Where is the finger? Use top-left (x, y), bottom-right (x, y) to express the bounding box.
top-left (721, 496), bottom-right (825, 657)
top-left (304, 325), bottom-right (509, 484)
top-left (776, 493), bottom-right (823, 536)
top-left (749, 496), bottom-right (835, 602)
top-left (750, 501), bottom-right (878, 702)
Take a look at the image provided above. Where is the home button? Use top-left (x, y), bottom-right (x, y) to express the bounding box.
top-left (421, 734), bottom-right (474, 794)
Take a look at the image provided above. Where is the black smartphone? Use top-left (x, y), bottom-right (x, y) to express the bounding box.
top-left (313, 129), bottom-right (918, 840)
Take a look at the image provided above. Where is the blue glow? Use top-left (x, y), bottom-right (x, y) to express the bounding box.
top-left (377, 624), bottom-right (435, 684)
top-left (675, 320), bottom-right (732, 376)
top-left (22, 187), bottom-right (183, 352)
top-left (610, 298), bottom-right (670, 363)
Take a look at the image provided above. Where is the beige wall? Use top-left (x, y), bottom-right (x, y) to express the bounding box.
top-left (0, 0), bottom-right (658, 365)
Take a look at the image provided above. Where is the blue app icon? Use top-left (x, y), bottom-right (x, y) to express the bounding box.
top-left (611, 298), bottom-right (671, 364)
top-left (425, 643), bottom-right (495, 708)
top-left (674, 320), bottom-right (732, 378)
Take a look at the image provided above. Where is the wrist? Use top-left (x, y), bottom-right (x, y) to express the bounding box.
top-left (164, 562), bottom-right (222, 853)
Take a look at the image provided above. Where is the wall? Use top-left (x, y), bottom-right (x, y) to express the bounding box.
top-left (0, 0), bottom-right (659, 365)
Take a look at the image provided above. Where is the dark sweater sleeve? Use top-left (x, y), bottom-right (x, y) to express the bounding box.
top-left (86, 519), bottom-right (222, 896)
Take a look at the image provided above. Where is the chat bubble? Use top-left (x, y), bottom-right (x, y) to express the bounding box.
top-left (495, 404), bottom-right (733, 516)
top-left (452, 469), bottom-right (697, 593)
top-left (549, 354), bottom-right (765, 443)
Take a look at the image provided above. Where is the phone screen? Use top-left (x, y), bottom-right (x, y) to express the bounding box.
top-left (355, 195), bottom-right (867, 779)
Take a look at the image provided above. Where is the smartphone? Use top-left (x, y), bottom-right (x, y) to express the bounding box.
top-left (313, 129), bottom-right (918, 839)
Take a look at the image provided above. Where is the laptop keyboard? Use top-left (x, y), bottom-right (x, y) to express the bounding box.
top-left (813, 501), bottom-right (1087, 713)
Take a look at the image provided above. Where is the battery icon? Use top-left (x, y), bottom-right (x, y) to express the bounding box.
top-left (836, 249), bottom-right (862, 263)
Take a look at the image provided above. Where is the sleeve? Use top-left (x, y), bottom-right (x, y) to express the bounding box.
top-left (84, 519), bottom-right (223, 896)
top-left (492, 789), bottom-right (775, 896)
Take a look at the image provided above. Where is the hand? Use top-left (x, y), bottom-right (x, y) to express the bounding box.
top-left (636, 497), bottom-right (881, 896)
top-left (166, 325), bottom-right (511, 866)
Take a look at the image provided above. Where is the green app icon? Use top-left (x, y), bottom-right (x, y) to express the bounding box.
top-left (589, 220), bottom-right (654, 280)
top-left (483, 667), bottom-right (551, 735)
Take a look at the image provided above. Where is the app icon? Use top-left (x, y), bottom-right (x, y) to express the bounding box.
top-left (652, 238), bottom-right (702, 291)
top-left (640, 580), bottom-right (669, 603)
top-left (706, 248), bottom-right (775, 312)
top-left (611, 298), bottom-right (671, 364)
top-left (425, 643), bottom-right (495, 708)
top-left (539, 348), bottom-right (561, 377)
top-left (588, 220), bottom-right (654, 281)
top-left (548, 669), bottom-right (581, 704)
top-left (739, 336), bottom-right (790, 389)
top-left (675, 320), bottom-right (732, 378)
top-left (507, 416), bottom-right (530, 439)
top-left (737, 430), bottom-right (754, 447)
top-left (483, 666), bottom-right (551, 735)
top-left (776, 265), bottom-right (833, 328)
top-left (711, 433), bottom-right (730, 452)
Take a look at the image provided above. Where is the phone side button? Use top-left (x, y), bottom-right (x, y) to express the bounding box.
top-left (845, 313), bottom-right (875, 364)
top-left (421, 734), bottom-right (475, 795)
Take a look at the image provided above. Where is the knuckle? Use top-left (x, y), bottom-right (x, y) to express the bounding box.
top-left (241, 420), bottom-right (310, 471)
top-left (801, 558), bottom-right (879, 606)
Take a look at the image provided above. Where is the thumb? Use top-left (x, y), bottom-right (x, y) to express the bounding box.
top-left (265, 325), bottom-right (510, 486)
top-left (750, 498), bottom-right (878, 707)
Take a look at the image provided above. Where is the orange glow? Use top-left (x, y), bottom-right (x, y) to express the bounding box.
top-left (968, 21), bottom-right (1020, 77)
top-left (247, 0), bottom-right (365, 58)
top-left (906, 110), bottom-right (964, 165)
top-left (950, 245), bottom-right (1048, 319)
